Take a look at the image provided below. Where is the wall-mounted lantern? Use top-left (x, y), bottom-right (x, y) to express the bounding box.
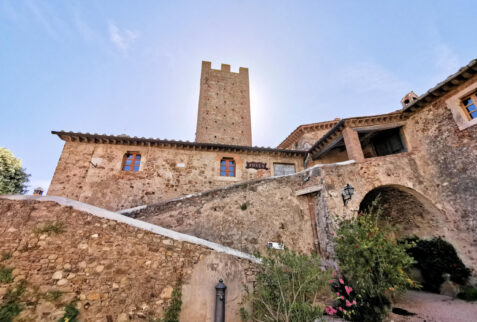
top-left (341, 184), bottom-right (354, 206)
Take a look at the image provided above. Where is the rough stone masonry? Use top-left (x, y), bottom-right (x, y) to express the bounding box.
top-left (3, 59), bottom-right (477, 320)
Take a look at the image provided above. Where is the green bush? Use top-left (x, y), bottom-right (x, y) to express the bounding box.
top-left (333, 203), bottom-right (416, 321)
top-left (399, 236), bottom-right (471, 293)
top-left (35, 221), bottom-right (65, 235)
top-left (0, 147), bottom-right (30, 194)
top-left (0, 266), bottom-right (13, 283)
top-left (240, 249), bottom-right (331, 322)
top-left (0, 281), bottom-right (25, 322)
top-left (457, 286), bottom-right (477, 302)
top-left (44, 290), bottom-right (63, 302)
top-left (161, 283), bottom-right (182, 322)
top-left (148, 281), bottom-right (183, 322)
top-left (58, 302), bottom-right (79, 322)
top-left (1, 252), bottom-right (12, 261)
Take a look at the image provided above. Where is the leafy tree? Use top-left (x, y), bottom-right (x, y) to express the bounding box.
top-left (240, 249), bottom-right (331, 322)
top-left (333, 201), bottom-right (416, 321)
top-left (0, 148), bottom-right (30, 194)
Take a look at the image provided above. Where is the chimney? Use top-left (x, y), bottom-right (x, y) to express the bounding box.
top-left (401, 91), bottom-right (418, 109)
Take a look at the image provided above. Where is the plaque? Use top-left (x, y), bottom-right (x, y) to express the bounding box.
top-left (246, 162), bottom-right (268, 170)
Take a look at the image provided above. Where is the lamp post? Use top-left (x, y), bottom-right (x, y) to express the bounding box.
top-left (341, 184), bottom-right (355, 206)
top-left (214, 279), bottom-right (226, 322)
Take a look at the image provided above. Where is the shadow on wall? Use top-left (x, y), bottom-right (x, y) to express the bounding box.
top-left (358, 184), bottom-right (446, 239)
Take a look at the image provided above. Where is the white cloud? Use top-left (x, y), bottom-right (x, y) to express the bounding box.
top-left (108, 21), bottom-right (139, 55)
top-left (338, 62), bottom-right (409, 95)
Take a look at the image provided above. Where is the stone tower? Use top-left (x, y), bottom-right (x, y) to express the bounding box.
top-left (195, 61), bottom-right (252, 146)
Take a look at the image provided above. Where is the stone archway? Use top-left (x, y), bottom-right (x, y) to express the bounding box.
top-left (359, 185), bottom-right (445, 239)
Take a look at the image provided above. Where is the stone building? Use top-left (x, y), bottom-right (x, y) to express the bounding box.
top-left (2, 59), bottom-right (477, 321)
top-left (47, 62), bottom-right (305, 210)
top-left (47, 58), bottom-right (477, 263)
top-left (46, 58), bottom-right (477, 260)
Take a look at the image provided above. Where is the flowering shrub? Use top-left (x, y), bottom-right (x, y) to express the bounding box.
top-left (325, 274), bottom-right (359, 320)
top-left (333, 202), bottom-right (416, 321)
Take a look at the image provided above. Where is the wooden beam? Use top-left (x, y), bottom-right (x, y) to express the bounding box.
top-left (296, 185), bottom-right (323, 196)
top-left (311, 134), bottom-right (344, 160)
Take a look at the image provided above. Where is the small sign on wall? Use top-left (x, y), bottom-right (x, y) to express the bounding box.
top-left (246, 162), bottom-right (268, 170)
top-left (267, 242), bottom-right (285, 250)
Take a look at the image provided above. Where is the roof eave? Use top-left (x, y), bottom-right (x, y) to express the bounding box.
top-left (51, 131), bottom-right (308, 157)
top-left (403, 59), bottom-right (477, 113)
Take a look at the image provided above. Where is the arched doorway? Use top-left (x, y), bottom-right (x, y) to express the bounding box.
top-left (359, 185), bottom-right (445, 238)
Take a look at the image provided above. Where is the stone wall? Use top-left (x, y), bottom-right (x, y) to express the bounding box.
top-left (405, 75), bottom-right (477, 239)
top-left (123, 172), bottom-right (319, 255)
top-left (0, 197), bottom-right (258, 322)
top-left (311, 75), bottom-right (477, 268)
top-left (48, 141), bottom-right (304, 211)
top-left (126, 132), bottom-right (477, 272)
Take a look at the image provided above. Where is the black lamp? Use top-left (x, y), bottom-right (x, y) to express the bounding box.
top-left (342, 184), bottom-right (354, 205)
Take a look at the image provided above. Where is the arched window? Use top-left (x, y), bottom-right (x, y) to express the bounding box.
top-left (220, 158), bottom-right (235, 177)
top-left (122, 152), bottom-right (141, 172)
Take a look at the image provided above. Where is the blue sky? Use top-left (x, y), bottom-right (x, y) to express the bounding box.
top-left (1, 0), bottom-right (475, 193)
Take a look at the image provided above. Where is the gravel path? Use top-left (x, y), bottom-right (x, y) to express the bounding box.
top-left (388, 290), bottom-right (477, 322)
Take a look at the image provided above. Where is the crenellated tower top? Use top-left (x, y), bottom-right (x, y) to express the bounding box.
top-left (195, 61), bottom-right (252, 146)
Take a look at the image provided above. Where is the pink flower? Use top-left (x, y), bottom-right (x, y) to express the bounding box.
top-left (340, 296), bottom-right (344, 300)
top-left (339, 278), bottom-right (344, 284)
top-left (330, 280), bottom-right (334, 284)
top-left (325, 306), bottom-right (337, 315)
top-left (336, 292), bottom-right (340, 296)
top-left (332, 271), bottom-right (337, 277)
top-left (346, 300), bottom-right (352, 307)
top-left (345, 285), bottom-right (353, 295)
top-left (352, 300), bottom-right (357, 305)
top-left (338, 307), bottom-right (343, 312)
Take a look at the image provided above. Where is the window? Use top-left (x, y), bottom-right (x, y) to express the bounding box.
top-left (371, 128), bottom-right (406, 157)
top-left (273, 163), bottom-right (296, 176)
top-left (122, 152), bottom-right (141, 172)
top-left (220, 158), bottom-right (235, 177)
top-left (462, 94), bottom-right (477, 120)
